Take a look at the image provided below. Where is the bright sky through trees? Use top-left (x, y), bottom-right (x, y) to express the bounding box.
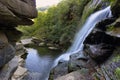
top-left (36, 0), bottom-right (61, 8)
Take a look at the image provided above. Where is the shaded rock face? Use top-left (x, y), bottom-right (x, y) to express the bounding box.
top-left (84, 43), bottom-right (115, 63)
top-left (111, 0), bottom-right (120, 17)
top-left (0, 0), bottom-right (37, 69)
top-left (0, 32), bottom-right (15, 68)
top-left (84, 29), bottom-right (120, 46)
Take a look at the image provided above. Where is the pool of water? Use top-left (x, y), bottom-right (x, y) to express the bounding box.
top-left (23, 45), bottom-right (62, 80)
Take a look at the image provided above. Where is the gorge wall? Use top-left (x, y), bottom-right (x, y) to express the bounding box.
top-left (0, 0), bottom-right (37, 79)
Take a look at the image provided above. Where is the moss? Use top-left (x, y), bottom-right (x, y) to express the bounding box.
top-left (112, 55), bottom-right (120, 62)
top-left (107, 25), bottom-right (115, 31)
top-left (112, 48), bottom-right (120, 63)
top-left (115, 68), bottom-right (120, 79)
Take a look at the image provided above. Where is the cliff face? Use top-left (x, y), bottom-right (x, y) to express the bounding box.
top-left (0, 0), bottom-right (37, 68)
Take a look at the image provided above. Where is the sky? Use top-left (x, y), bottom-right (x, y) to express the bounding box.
top-left (36, 0), bottom-right (61, 8)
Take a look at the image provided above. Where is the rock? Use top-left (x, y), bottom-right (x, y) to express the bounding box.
top-left (55, 69), bottom-right (96, 80)
top-left (68, 59), bottom-right (87, 72)
top-left (84, 43), bottom-right (115, 63)
top-left (111, 0), bottom-right (120, 17)
top-left (12, 66), bottom-right (27, 80)
top-left (110, 17), bottom-right (120, 27)
top-left (84, 29), bottom-right (120, 46)
top-left (105, 17), bottom-right (120, 37)
top-left (68, 52), bottom-right (88, 72)
top-left (15, 42), bottom-right (26, 56)
top-left (39, 42), bottom-right (45, 47)
top-left (0, 56), bottom-right (18, 80)
top-left (0, 32), bottom-right (16, 68)
top-left (55, 70), bottom-right (86, 80)
top-left (99, 47), bottom-right (120, 80)
top-left (31, 37), bottom-right (41, 44)
top-left (4, 28), bottom-right (22, 45)
top-left (50, 61), bottom-right (69, 79)
top-left (22, 72), bottom-right (43, 80)
top-left (0, 0), bottom-right (37, 26)
top-left (0, 44), bottom-right (15, 68)
top-left (95, 18), bottom-right (115, 31)
top-left (21, 38), bottom-right (33, 46)
top-left (48, 47), bottom-right (59, 50)
top-left (15, 43), bottom-right (24, 51)
top-left (0, 0), bottom-right (37, 79)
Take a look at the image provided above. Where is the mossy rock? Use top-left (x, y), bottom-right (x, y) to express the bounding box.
top-left (111, 0), bottom-right (120, 17)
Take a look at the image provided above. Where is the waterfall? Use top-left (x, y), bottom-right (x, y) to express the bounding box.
top-left (52, 6), bottom-right (112, 68)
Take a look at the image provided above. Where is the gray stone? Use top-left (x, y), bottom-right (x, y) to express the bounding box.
top-left (0, 44), bottom-right (15, 68)
top-left (0, 56), bottom-right (18, 80)
top-left (50, 61), bottom-right (69, 79)
top-left (21, 38), bottom-right (33, 46)
top-left (0, 0), bottom-right (37, 26)
top-left (84, 43), bottom-right (114, 63)
top-left (12, 66), bottom-right (27, 80)
top-left (15, 43), bottom-right (24, 51)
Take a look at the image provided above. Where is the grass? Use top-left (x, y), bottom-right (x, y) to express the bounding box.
top-left (115, 68), bottom-right (120, 79)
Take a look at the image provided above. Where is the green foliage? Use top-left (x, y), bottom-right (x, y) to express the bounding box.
top-left (18, 0), bottom-right (91, 49)
top-left (112, 48), bottom-right (120, 62)
top-left (115, 68), bottom-right (120, 79)
top-left (113, 55), bottom-right (120, 62)
top-left (18, 0), bottom-right (107, 49)
top-left (107, 25), bottom-right (115, 31)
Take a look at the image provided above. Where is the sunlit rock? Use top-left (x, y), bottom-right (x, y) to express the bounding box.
top-left (0, 0), bottom-right (37, 26)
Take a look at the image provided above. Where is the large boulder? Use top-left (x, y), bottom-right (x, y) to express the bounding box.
top-left (0, 0), bottom-right (37, 26)
top-left (0, 32), bottom-right (15, 68)
top-left (84, 43), bottom-right (115, 63)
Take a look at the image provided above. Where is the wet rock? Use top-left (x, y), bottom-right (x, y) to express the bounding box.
top-left (50, 61), bottom-right (69, 79)
top-left (84, 43), bottom-right (114, 63)
top-left (0, 56), bottom-right (18, 80)
top-left (95, 18), bottom-right (115, 31)
top-left (84, 29), bottom-right (120, 46)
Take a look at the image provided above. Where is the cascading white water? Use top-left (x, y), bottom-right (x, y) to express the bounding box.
top-left (52, 6), bottom-right (112, 68)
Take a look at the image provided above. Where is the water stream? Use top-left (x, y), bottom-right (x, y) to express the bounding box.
top-left (24, 6), bottom-right (112, 80)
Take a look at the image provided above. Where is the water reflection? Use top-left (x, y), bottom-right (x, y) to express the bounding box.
top-left (24, 47), bottom-right (61, 80)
